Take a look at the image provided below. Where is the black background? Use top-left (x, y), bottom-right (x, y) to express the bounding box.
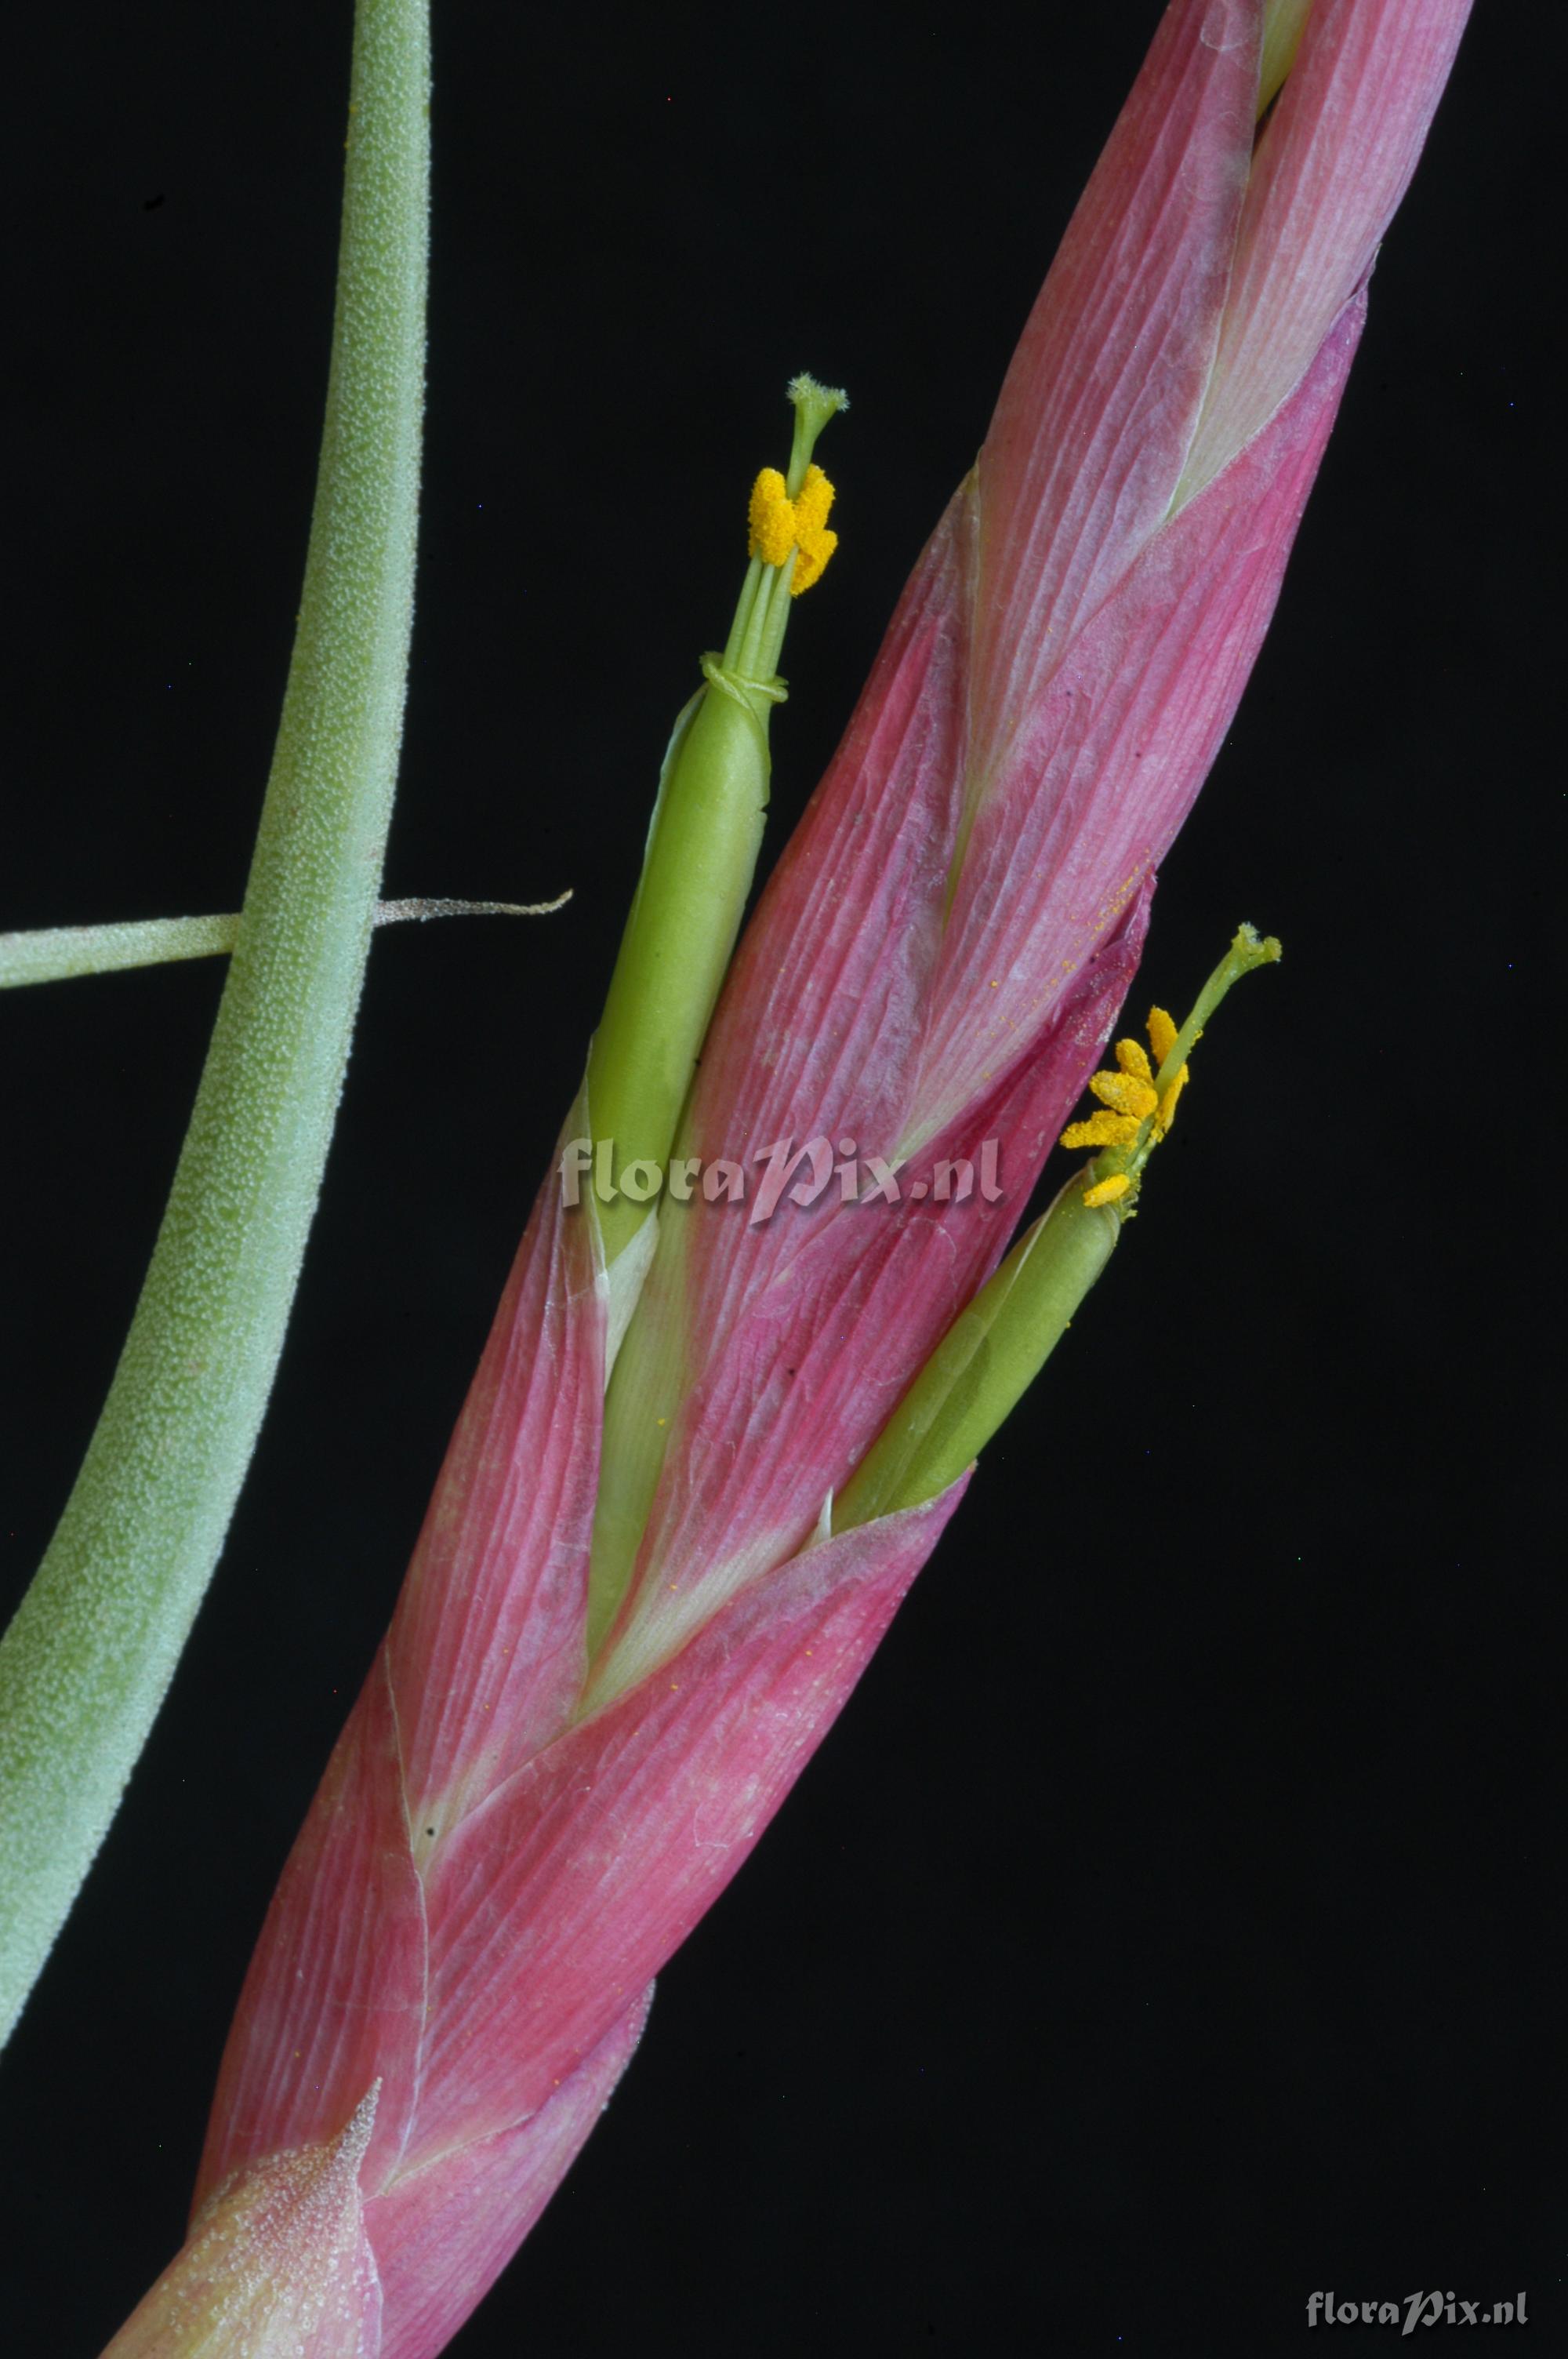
top-left (1, 5), bottom-right (1559, 2355)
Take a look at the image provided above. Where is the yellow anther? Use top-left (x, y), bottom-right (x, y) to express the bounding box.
top-left (1061, 1110), bottom-right (1142, 1150)
top-left (789, 524), bottom-right (837, 594)
top-left (793, 463), bottom-right (833, 538)
top-left (746, 462), bottom-right (840, 593)
top-left (1089, 1069), bottom-right (1159, 1120)
top-left (1061, 929), bottom-right (1276, 1221)
top-left (1147, 1006), bottom-right (1179, 1067)
top-left (786, 464), bottom-right (838, 595)
top-left (748, 468), bottom-right (796, 569)
top-left (1156, 1066), bottom-right (1189, 1133)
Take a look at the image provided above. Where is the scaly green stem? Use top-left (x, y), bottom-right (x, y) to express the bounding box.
top-left (0, 0), bottom-right (430, 2046)
top-left (0, 896), bottom-right (568, 988)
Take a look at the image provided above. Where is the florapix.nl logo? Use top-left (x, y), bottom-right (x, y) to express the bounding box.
top-left (560, 1133), bottom-right (1006, 1227)
top-left (1306, 2291), bottom-right (1530, 2333)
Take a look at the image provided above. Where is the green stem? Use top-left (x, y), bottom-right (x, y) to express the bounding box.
top-left (0, 0), bottom-right (430, 2046)
top-left (2, 912), bottom-right (245, 982)
top-left (1151, 922), bottom-right (1282, 1101)
top-left (0, 895), bottom-right (568, 987)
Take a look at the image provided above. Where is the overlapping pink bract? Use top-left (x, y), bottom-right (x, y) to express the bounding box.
top-left (105, 6), bottom-right (1470, 2352)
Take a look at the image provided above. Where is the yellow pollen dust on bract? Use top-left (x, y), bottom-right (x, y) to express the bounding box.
top-left (747, 461), bottom-right (839, 594)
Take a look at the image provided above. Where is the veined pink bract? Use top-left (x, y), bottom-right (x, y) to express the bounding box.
top-left (106, 5), bottom-right (1471, 2352)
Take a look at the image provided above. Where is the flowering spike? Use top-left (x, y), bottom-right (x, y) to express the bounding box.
top-left (118, 8), bottom-right (1470, 2350)
top-left (589, 0), bottom-right (1460, 1715)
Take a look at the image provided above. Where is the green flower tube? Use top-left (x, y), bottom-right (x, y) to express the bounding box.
top-left (585, 374), bottom-right (846, 1267)
top-left (832, 1179), bottom-right (1123, 1530)
top-left (833, 925), bottom-right (1282, 1528)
